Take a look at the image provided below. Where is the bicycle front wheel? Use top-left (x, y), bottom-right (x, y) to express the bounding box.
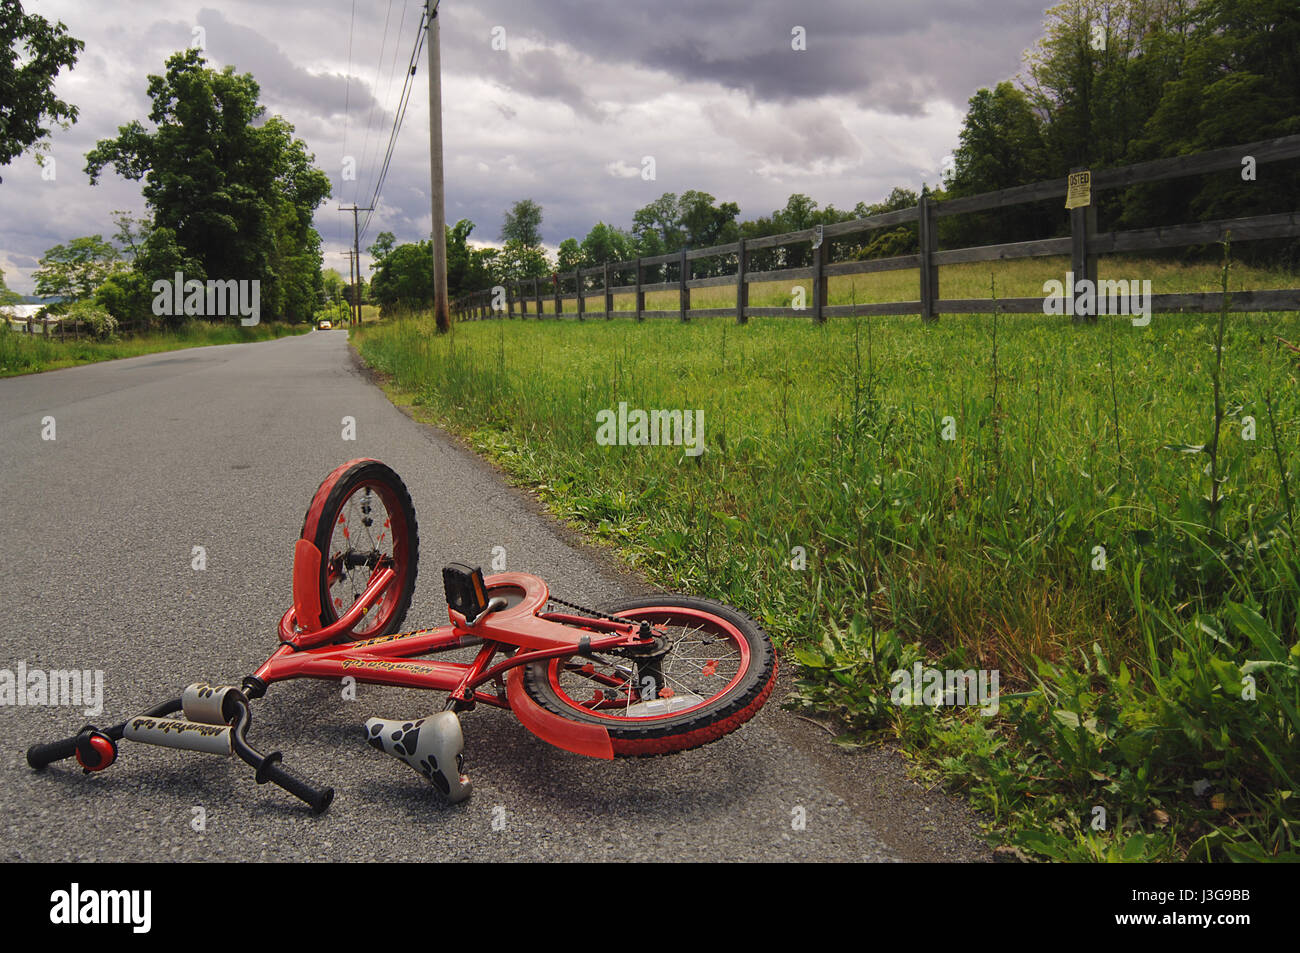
top-left (299, 459), bottom-right (419, 639)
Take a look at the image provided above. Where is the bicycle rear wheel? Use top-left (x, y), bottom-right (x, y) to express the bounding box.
top-left (521, 595), bottom-right (777, 756)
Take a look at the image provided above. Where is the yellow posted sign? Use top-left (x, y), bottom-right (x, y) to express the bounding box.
top-left (1065, 170), bottom-right (1092, 209)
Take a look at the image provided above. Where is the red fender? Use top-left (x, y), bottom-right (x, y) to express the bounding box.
top-left (506, 668), bottom-right (614, 760)
top-left (292, 538), bottom-right (324, 632)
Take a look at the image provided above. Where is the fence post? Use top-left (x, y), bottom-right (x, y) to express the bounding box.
top-left (554, 275), bottom-right (562, 317)
top-left (1069, 178), bottom-right (1099, 324)
top-left (812, 228), bottom-right (827, 324)
top-left (634, 257), bottom-right (644, 321)
top-left (736, 238), bottom-right (749, 324)
top-left (678, 248), bottom-right (690, 322)
top-left (575, 270), bottom-right (584, 320)
top-left (533, 276), bottom-right (542, 318)
top-left (919, 194), bottom-right (940, 323)
top-left (604, 262), bottom-right (613, 319)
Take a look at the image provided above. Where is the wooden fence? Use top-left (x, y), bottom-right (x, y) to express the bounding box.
top-left (8, 315), bottom-right (151, 339)
top-left (452, 134), bottom-right (1300, 323)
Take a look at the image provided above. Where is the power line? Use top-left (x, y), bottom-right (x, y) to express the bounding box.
top-left (356, 0), bottom-right (396, 208)
top-left (357, 0), bottom-right (411, 219)
top-left (360, 7), bottom-right (427, 241)
top-left (358, 1), bottom-right (431, 243)
top-left (339, 0), bottom-right (357, 250)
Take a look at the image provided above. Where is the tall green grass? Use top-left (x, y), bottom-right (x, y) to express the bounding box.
top-left (356, 256), bottom-right (1299, 860)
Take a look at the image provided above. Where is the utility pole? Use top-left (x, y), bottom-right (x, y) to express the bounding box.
top-left (426, 0), bottom-right (449, 333)
top-left (339, 204), bottom-right (373, 325)
top-left (345, 249), bottom-right (357, 323)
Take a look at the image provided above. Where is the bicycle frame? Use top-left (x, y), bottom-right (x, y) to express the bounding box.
top-left (251, 540), bottom-right (653, 759)
top-left (27, 461), bottom-right (775, 815)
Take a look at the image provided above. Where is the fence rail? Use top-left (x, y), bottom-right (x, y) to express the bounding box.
top-left (6, 315), bottom-right (152, 339)
top-left (452, 134), bottom-right (1300, 324)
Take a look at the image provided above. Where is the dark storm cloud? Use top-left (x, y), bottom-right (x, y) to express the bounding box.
top-left (443, 0), bottom-right (1049, 113)
top-left (3, 1), bottom-right (1052, 293)
top-left (194, 7), bottom-right (382, 121)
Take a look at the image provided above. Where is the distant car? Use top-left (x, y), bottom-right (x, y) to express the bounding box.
top-left (318, 319), bottom-right (333, 330)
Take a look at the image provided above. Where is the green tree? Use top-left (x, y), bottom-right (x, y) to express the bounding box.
top-left (32, 235), bottom-right (121, 300)
top-left (444, 219), bottom-right (494, 298)
top-left (847, 187), bottom-right (921, 259)
top-left (0, 3), bottom-right (83, 179)
top-left (946, 84), bottom-right (1049, 196)
top-left (1023, 1), bottom-right (1179, 173)
top-left (370, 242), bottom-right (431, 313)
top-left (944, 82), bottom-right (1052, 244)
top-left (367, 231), bottom-right (396, 269)
top-left (500, 198), bottom-right (543, 247)
top-left (322, 268), bottom-right (346, 305)
top-left (491, 238), bottom-right (551, 284)
top-left (630, 191), bottom-right (739, 276)
top-left (556, 237), bottom-right (583, 272)
top-left (97, 225), bottom-right (196, 329)
top-left (632, 193), bottom-right (685, 254)
top-left (677, 190), bottom-right (740, 250)
top-left (579, 222), bottom-right (635, 266)
top-left (111, 210), bottom-right (151, 263)
top-left (0, 266), bottom-right (20, 305)
top-left (94, 270), bottom-right (152, 329)
top-left (1126, 0), bottom-right (1300, 235)
top-left (84, 48), bottom-right (331, 321)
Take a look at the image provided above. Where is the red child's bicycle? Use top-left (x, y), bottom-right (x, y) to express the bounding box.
top-left (27, 459), bottom-right (777, 813)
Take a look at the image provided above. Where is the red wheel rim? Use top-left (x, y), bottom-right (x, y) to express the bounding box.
top-left (323, 479), bottom-right (411, 635)
top-left (545, 606), bottom-right (752, 722)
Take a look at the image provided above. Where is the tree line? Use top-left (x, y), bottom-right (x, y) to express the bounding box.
top-left (5, 1), bottom-right (1295, 329)
top-left (3, 4), bottom-right (330, 333)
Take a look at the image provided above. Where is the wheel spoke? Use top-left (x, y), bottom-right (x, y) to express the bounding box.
top-left (549, 614), bottom-right (745, 717)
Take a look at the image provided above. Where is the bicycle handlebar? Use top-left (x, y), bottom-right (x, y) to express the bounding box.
top-left (26, 693), bottom-right (333, 813)
top-left (27, 698), bottom-right (181, 771)
top-left (26, 735), bottom-right (79, 770)
top-left (227, 693), bottom-right (334, 814)
top-left (255, 753), bottom-right (334, 814)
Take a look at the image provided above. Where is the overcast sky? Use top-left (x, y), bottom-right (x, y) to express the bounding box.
top-left (1, 0), bottom-right (1050, 293)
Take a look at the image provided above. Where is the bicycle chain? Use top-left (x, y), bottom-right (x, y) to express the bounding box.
top-left (544, 593), bottom-right (629, 624)
top-left (544, 594), bottom-right (667, 660)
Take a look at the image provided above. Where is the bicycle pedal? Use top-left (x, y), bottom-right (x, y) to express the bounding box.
top-left (365, 712), bottom-right (472, 803)
top-left (442, 562), bottom-right (489, 624)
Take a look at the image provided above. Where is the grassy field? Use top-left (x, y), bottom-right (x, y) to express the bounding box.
top-left (0, 320), bottom-right (310, 378)
top-left (356, 255), bottom-right (1300, 861)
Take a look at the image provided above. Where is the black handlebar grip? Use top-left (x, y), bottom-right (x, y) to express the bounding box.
top-left (256, 754), bottom-right (334, 814)
top-left (26, 736), bottom-right (79, 770)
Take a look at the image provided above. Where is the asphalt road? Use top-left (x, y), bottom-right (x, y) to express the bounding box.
top-left (0, 329), bottom-right (990, 862)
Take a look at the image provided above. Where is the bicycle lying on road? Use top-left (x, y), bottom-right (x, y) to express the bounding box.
top-left (27, 459), bottom-right (778, 813)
